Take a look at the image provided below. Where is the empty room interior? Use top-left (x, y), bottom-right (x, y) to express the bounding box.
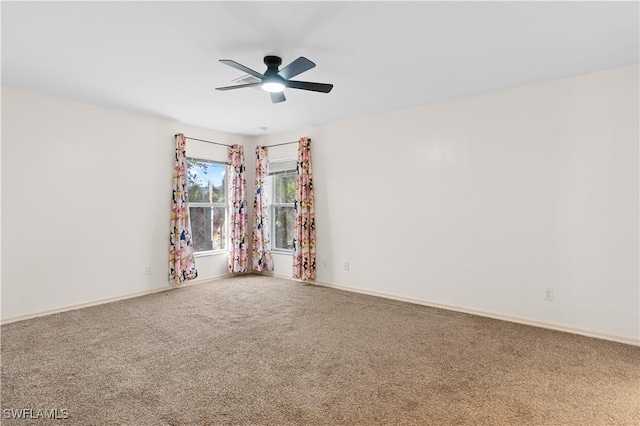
top-left (1, 1), bottom-right (639, 425)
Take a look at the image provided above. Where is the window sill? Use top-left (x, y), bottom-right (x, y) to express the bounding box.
top-left (194, 250), bottom-right (227, 258)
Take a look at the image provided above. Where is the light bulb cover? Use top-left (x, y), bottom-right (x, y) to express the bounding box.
top-left (262, 80), bottom-right (285, 93)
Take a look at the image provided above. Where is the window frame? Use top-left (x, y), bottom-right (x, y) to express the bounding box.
top-left (186, 157), bottom-right (228, 257)
top-left (269, 160), bottom-right (297, 254)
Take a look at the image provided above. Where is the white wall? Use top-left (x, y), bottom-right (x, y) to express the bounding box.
top-left (1, 87), bottom-right (247, 321)
top-left (255, 65), bottom-right (639, 343)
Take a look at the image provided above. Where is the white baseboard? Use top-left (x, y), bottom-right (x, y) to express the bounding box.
top-left (268, 273), bottom-right (639, 347)
top-left (0, 274), bottom-right (234, 326)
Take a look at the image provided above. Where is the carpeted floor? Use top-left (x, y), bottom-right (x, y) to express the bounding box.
top-left (1, 275), bottom-right (638, 425)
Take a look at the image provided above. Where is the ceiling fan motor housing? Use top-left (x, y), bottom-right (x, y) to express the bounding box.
top-left (264, 55), bottom-right (282, 68)
top-left (264, 56), bottom-right (283, 79)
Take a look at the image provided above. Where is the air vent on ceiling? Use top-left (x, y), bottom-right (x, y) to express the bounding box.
top-left (232, 74), bottom-right (262, 91)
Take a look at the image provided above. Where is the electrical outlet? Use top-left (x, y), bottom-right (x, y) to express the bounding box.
top-left (544, 287), bottom-right (554, 301)
top-left (145, 266), bottom-right (152, 275)
top-left (344, 262), bottom-right (350, 271)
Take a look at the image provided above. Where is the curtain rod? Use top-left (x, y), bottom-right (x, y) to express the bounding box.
top-left (175, 134), bottom-right (233, 148)
top-left (265, 138), bottom-right (310, 148)
top-left (176, 134), bottom-right (310, 149)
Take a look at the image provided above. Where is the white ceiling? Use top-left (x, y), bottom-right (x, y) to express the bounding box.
top-left (2, 1), bottom-right (638, 136)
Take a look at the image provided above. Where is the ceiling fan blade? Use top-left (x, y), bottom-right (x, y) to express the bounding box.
top-left (285, 80), bottom-right (334, 93)
top-left (270, 92), bottom-right (286, 104)
top-left (278, 57), bottom-right (316, 80)
top-left (219, 59), bottom-right (264, 80)
top-left (215, 82), bottom-right (261, 91)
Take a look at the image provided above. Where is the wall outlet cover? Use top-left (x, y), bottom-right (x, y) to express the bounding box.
top-left (545, 288), bottom-right (554, 301)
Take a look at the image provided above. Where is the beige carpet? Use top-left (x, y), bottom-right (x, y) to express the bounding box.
top-left (1, 275), bottom-right (638, 425)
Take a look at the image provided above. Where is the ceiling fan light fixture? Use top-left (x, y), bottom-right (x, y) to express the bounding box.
top-left (261, 80), bottom-right (285, 93)
top-left (216, 56), bottom-right (333, 103)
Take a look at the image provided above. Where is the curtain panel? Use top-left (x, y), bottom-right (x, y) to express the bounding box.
top-left (169, 134), bottom-right (198, 283)
top-left (252, 146), bottom-right (274, 272)
top-left (228, 144), bottom-right (248, 273)
top-left (292, 137), bottom-right (316, 281)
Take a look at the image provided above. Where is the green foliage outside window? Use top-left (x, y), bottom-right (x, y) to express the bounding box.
top-left (187, 159), bottom-right (227, 252)
top-left (273, 171), bottom-right (296, 251)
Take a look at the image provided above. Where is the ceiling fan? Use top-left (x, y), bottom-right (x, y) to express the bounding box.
top-left (215, 55), bottom-right (333, 104)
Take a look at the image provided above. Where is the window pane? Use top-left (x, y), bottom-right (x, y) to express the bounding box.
top-left (274, 173), bottom-right (296, 204)
top-left (189, 206), bottom-right (226, 252)
top-left (187, 160), bottom-right (226, 203)
top-left (274, 206), bottom-right (295, 250)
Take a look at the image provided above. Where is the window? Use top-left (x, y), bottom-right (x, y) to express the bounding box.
top-left (187, 158), bottom-right (227, 253)
top-left (270, 160), bottom-right (297, 252)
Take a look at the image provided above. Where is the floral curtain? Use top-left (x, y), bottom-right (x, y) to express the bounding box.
top-left (252, 146), bottom-right (274, 272)
top-left (169, 134), bottom-right (198, 283)
top-left (292, 137), bottom-right (316, 281)
top-left (228, 144), bottom-right (248, 273)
